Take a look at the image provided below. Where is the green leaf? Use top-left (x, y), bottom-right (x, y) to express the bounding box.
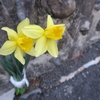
top-left (24, 54), bottom-right (30, 68)
top-left (10, 54), bottom-right (23, 76)
top-left (20, 86), bottom-right (26, 95)
top-left (16, 72), bottom-right (23, 81)
top-left (15, 85), bottom-right (27, 95)
top-left (15, 88), bottom-right (20, 95)
top-left (5, 55), bottom-right (12, 62)
top-left (5, 57), bottom-right (17, 74)
top-left (0, 56), bottom-right (16, 76)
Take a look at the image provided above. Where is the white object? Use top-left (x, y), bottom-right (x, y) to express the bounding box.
top-left (10, 68), bottom-right (29, 88)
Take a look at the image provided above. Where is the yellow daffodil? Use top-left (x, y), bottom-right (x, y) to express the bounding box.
top-left (22, 15), bottom-right (65, 57)
top-left (0, 18), bottom-right (35, 64)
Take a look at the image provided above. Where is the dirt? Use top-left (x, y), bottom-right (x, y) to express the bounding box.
top-left (26, 40), bottom-right (100, 100)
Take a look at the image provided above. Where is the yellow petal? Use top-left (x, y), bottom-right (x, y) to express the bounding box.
top-left (17, 18), bottom-right (30, 37)
top-left (47, 39), bottom-right (58, 57)
top-left (0, 41), bottom-right (16, 55)
top-left (35, 36), bottom-right (47, 57)
top-left (2, 27), bottom-right (18, 41)
top-left (25, 47), bottom-right (35, 56)
top-left (22, 25), bottom-right (44, 39)
top-left (47, 15), bottom-right (54, 28)
top-left (14, 46), bottom-right (25, 65)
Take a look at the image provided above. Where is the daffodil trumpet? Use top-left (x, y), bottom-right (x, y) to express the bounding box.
top-left (22, 15), bottom-right (65, 57)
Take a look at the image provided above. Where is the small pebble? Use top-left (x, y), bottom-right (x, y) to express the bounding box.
top-left (49, 58), bottom-right (62, 67)
top-left (78, 96), bottom-right (81, 100)
top-left (82, 73), bottom-right (86, 77)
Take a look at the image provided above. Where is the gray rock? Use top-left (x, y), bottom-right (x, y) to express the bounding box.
top-left (94, 0), bottom-right (100, 11)
top-left (79, 17), bottom-right (91, 35)
top-left (96, 20), bottom-right (100, 31)
top-left (20, 88), bottom-right (42, 100)
top-left (45, 0), bottom-right (76, 18)
top-left (49, 57), bottom-right (62, 67)
top-left (94, 4), bottom-right (100, 11)
top-left (27, 54), bottom-right (55, 79)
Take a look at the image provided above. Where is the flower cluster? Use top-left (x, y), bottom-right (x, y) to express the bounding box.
top-left (0, 15), bottom-right (65, 95)
top-left (0, 15), bottom-right (65, 65)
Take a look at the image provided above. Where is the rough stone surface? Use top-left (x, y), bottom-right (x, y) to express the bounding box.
top-left (0, 66), bottom-right (12, 95)
top-left (10, 39), bottom-right (100, 100)
top-left (75, 0), bottom-right (95, 17)
top-left (0, 0), bottom-right (100, 96)
top-left (26, 39), bottom-right (100, 100)
top-left (26, 54), bottom-right (55, 80)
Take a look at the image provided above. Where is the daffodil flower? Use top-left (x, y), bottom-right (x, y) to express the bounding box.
top-left (0, 18), bottom-right (35, 64)
top-left (22, 15), bottom-right (65, 57)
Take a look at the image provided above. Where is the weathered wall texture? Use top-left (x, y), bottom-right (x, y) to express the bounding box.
top-left (0, 0), bottom-right (100, 95)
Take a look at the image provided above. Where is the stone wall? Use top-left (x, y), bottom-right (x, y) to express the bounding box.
top-left (0, 0), bottom-right (100, 95)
